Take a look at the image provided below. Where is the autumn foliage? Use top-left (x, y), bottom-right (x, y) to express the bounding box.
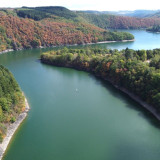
top-left (0, 12), bottom-right (133, 52)
top-left (0, 15), bottom-right (104, 51)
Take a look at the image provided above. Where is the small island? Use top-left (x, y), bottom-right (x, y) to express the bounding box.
top-left (0, 65), bottom-right (29, 159)
top-left (41, 47), bottom-right (160, 120)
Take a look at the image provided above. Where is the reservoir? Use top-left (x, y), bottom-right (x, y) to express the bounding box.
top-left (1, 30), bottom-right (160, 160)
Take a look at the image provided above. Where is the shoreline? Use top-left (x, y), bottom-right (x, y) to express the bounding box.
top-left (0, 97), bottom-right (30, 160)
top-left (0, 49), bottom-right (14, 55)
top-left (0, 39), bottom-right (135, 55)
top-left (95, 74), bottom-right (160, 121)
top-left (95, 76), bottom-right (160, 121)
top-left (119, 87), bottom-right (160, 120)
top-left (86, 39), bottom-right (135, 45)
top-left (146, 30), bottom-right (160, 34)
top-left (99, 76), bottom-right (160, 120)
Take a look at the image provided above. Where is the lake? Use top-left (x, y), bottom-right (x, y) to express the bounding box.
top-left (1, 30), bottom-right (160, 160)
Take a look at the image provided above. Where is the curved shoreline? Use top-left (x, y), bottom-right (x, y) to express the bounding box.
top-left (107, 80), bottom-right (160, 121)
top-left (98, 76), bottom-right (160, 121)
top-left (0, 98), bottom-right (30, 160)
top-left (0, 39), bottom-right (135, 55)
top-left (96, 74), bottom-right (160, 121)
top-left (95, 76), bottom-right (160, 121)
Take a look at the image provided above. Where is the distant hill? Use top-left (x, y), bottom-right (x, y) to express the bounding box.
top-left (146, 11), bottom-right (160, 18)
top-left (79, 10), bottom-right (159, 18)
top-left (19, 6), bottom-right (78, 20)
top-left (77, 10), bottom-right (109, 14)
top-left (108, 10), bottom-right (159, 18)
top-left (77, 12), bottom-right (160, 29)
top-left (0, 6), bottom-right (134, 52)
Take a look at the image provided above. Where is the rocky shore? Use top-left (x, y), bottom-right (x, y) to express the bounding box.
top-left (0, 98), bottom-right (30, 160)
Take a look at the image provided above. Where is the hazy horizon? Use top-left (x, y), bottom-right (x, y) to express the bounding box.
top-left (0, 6), bottom-right (159, 12)
top-left (1, 0), bottom-right (160, 11)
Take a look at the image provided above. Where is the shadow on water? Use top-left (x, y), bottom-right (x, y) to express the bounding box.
top-left (88, 73), bottom-right (160, 128)
top-left (39, 60), bottom-right (160, 128)
top-left (110, 142), bottom-right (159, 160)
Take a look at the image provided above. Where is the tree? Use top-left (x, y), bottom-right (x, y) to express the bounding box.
top-left (0, 98), bottom-right (9, 112)
top-left (30, 39), bottom-right (40, 48)
top-left (138, 50), bottom-right (147, 61)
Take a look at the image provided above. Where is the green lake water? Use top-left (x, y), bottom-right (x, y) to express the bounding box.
top-left (1, 30), bottom-right (160, 160)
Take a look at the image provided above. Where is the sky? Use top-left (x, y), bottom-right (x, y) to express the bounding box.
top-left (1, 0), bottom-right (160, 11)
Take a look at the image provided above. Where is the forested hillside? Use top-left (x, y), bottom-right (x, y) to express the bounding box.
top-left (41, 48), bottom-right (160, 113)
top-left (0, 65), bottom-right (25, 142)
top-left (1, 6), bottom-right (160, 52)
top-left (77, 12), bottom-right (160, 29)
top-left (0, 7), bottom-right (134, 52)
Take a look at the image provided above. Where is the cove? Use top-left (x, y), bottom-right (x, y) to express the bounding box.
top-left (1, 30), bottom-right (160, 160)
